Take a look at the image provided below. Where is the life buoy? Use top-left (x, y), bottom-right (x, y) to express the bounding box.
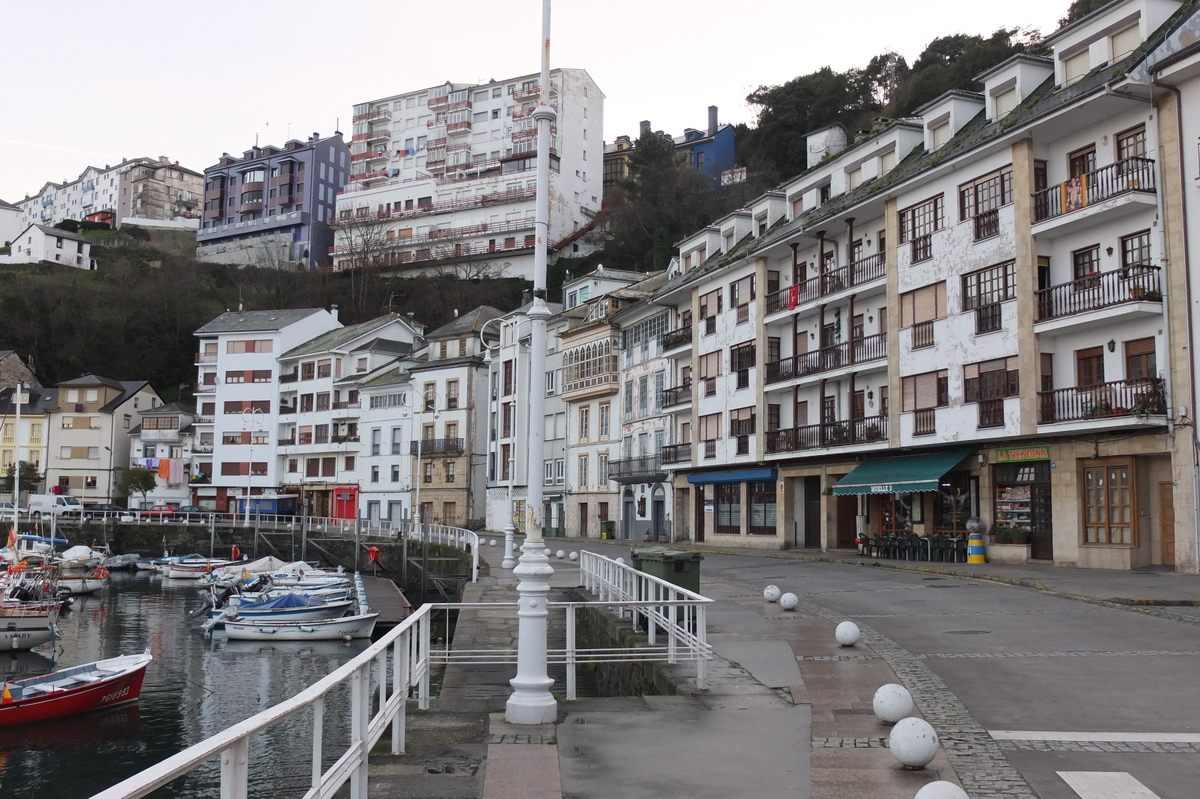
top-left (90, 566), bottom-right (110, 580)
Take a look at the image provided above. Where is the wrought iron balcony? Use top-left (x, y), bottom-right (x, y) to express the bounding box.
top-left (1039, 378), bottom-right (1165, 424)
top-left (1033, 157), bottom-right (1155, 223)
top-left (662, 383), bottom-right (693, 409)
top-left (1036, 266), bottom-right (1161, 321)
top-left (410, 438), bottom-right (465, 455)
top-left (765, 333), bottom-right (886, 384)
top-left (661, 443), bottom-right (691, 465)
top-left (766, 415), bottom-right (887, 453)
top-left (608, 455), bottom-right (667, 484)
top-left (660, 325), bottom-right (693, 351)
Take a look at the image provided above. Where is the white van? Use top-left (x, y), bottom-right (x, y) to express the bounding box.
top-left (28, 494), bottom-right (84, 519)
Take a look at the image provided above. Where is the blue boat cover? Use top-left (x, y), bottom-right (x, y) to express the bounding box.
top-left (246, 593), bottom-right (324, 610)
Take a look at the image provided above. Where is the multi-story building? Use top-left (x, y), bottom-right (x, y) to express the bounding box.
top-left (603, 108), bottom-right (736, 191)
top-left (197, 133), bottom-right (348, 269)
top-left (648, 0), bottom-right (1200, 572)
top-left (129, 403), bottom-right (198, 508)
top-left (0, 385), bottom-right (55, 496)
top-left (357, 360), bottom-right (419, 524)
top-left (192, 308), bottom-right (341, 512)
top-left (0, 224), bottom-right (96, 269)
top-left (17, 157), bottom-right (202, 230)
top-left (276, 314), bottom-right (422, 517)
top-left (330, 69), bottom-right (603, 279)
top-left (44, 375), bottom-right (161, 503)
top-left (407, 308), bottom-right (498, 528)
top-left (0, 199), bottom-right (21, 246)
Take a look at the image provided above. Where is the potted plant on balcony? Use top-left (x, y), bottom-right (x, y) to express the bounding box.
top-left (985, 524), bottom-right (1031, 563)
top-left (1130, 283), bottom-right (1147, 300)
top-left (863, 423), bottom-right (884, 442)
top-left (1131, 377), bottom-right (1166, 421)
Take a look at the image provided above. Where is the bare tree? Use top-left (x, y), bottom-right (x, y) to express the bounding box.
top-left (335, 206), bottom-right (395, 314)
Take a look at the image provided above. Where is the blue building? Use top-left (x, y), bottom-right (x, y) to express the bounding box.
top-left (197, 132), bottom-right (348, 270)
top-left (604, 106), bottom-right (736, 192)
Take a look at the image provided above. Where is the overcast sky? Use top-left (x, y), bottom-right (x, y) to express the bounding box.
top-left (0, 0), bottom-right (1072, 203)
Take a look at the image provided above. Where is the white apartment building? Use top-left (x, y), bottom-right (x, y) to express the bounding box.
top-left (0, 385), bottom-right (56, 496)
top-left (129, 403), bottom-right (198, 508)
top-left (650, 0), bottom-right (1200, 572)
top-left (331, 69), bottom-right (604, 279)
top-left (357, 362), bottom-right (418, 524)
top-left (44, 375), bottom-right (161, 504)
top-left (192, 308), bottom-right (341, 513)
top-left (17, 157), bottom-right (202, 230)
top-left (276, 314), bottom-right (422, 518)
top-left (0, 224), bottom-right (96, 269)
top-left (0, 199), bottom-right (20, 247)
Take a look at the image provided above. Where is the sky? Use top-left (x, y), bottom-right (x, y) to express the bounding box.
top-left (0, 0), bottom-right (1073, 203)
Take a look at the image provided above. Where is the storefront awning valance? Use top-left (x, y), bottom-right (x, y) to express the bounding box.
top-left (686, 468), bottom-right (776, 485)
top-left (832, 449), bottom-right (972, 496)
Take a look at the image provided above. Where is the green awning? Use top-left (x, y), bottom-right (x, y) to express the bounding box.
top-left (832, 449), bottom-right (972, 496)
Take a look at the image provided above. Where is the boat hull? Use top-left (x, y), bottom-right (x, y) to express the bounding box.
top-left (224, 612), bottom-right (379, 641)
top-left (0, 652), bottom-right (151, 726)
top-left (0, 604), bottom-right (59, 651)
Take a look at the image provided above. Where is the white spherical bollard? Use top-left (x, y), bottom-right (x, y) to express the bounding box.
top-left (556, 550), bottom-right (565, 559)
top-left (489, 539), bottom-right (497, 547)
top-left (763, 585), bottom-right (782, 603)
top-left (889, 717), bottom-right (939, 769)
top-left (779, 592), bottom-right (799, 611)
top-left (835, 621), bottom-right (861, 647)
top-left (872, 683), bottom-right (914, 724)
top-left (615, 557), bottom-right (626, 565)
top-left (914, 781), bottom-right (970, 799)
top-left (568, 551), bottom-right (578, 561)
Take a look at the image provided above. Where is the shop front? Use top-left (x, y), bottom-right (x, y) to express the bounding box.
top-left (990, 445), bottom-right (1053, 560)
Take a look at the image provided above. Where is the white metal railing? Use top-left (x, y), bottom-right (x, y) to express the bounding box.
top-left (90, 604), bottom-right (436, 799)
top-left (87, 552), bottom-right (708, 799)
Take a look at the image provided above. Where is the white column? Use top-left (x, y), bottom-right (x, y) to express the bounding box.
top-left (506, 0), bottom-right (557, 725)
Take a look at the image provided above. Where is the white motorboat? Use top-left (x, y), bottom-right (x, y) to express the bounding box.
top-left (222, 612), bottom-right (379, 641)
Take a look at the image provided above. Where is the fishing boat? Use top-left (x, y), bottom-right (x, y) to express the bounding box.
top-left (165, 557), bottom-right (233, 580)
top-left (58, 566), bottom-right (109, 596)
top-left (0, 651), bottom-right (152, 725)
top-left (223, 611), bottom-right (379, 641)
top-left (0, 566), bottom-right (64, 650)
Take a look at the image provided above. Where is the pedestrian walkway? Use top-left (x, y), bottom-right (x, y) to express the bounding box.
top-left (366, 539), bottom-right (1199, 799)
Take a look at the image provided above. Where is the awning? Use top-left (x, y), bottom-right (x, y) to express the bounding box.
top-left (832, 449), bottom-right (972, 496)
top-left (686, 468), bottom-right (776, 485)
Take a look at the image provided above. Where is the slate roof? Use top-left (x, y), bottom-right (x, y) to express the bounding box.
top-left (139, 402), bottom-right (196, 416)
top-left (194, 308), bottom-right (325, 335)
top-left (425, 306), bottom-right (504, 340)
top-left (351, 337), bottom-right (414, 355)
top-left (408, 354), bottom-right (484, 373)
top-left (32, 224), bottom-right (89, 244)
top-left (282, 313), bottom-right (410, 358)
top-left (0, 386), bottom-right (58, 415)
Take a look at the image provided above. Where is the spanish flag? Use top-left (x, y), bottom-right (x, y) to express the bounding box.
top-left (2, 683), bottom-right (12, 704)
top-left (6, 526), bottom-right (15, 549)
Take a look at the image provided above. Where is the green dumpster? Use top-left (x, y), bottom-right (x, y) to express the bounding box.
top-left (630, 547), bottom-right (703, 594)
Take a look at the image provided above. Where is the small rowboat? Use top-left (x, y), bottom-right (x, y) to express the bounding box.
top-left (223, 612), bottom-right (379, 641)
top-left (0, 652), bottom-right (152, 726)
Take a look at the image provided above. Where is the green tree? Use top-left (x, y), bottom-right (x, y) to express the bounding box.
top-left (891, 29), bottom-right (1041, 116)
top-left (2, 461), bottom-right (42, 494)
top-left (117, 468), bottom-right (158, 507)
top-left (1060, 0), bottom-right (1111, 26)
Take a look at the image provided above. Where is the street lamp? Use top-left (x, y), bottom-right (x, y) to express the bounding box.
top-left (242, 407), bottom-right (264, 527)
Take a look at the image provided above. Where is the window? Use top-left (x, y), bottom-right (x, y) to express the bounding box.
top-left (993, 88), bottom-right (1017, 118)
top-left (1072, 245), bottom-right (1101, 285)
top-left (959, 168), bottom-right (1012, 240)
top-left (1083, 461), bottom-right (1133, 544)
top-left (301, 362), bottom-right (315, 380)
top-left (227, 339), bottom-right (273, 354)
top-left (1125, 338), bottom-right (1156, 381)
top-left (1063, 50), bottom-right (1090, 87)
top-left (598, 403), bottom-right (610, 438)
top-left (446, 379), bottom-right (459, 409)
top-left (1117, 125), bottom-right (1146, 161)
top-left (1076, 346), bottom-right (1106, 387)
top-left (715, 484), bottom-right (740, 534)
top-left (1069, 147), bottom-right (1096, 179)
top-left (391, 464), bottom-right (400, 482)
top-left (898, 195), bottom-right (942, 262)
top-left (344, 456), bottom-right (355, 471)
top-left (578, 455), bottom-right (589, 487)
top-left (899, 282), bottom-right (947, 347)
top-left (931, 122), bottom-right (950, 149)
top-left (578, 406), bottom-right (590, 440)
top-left (446, 462), bottom-right (456, 483)
top-left (1111, 24), bottom-right (1141, 61)
top-left (962, 261), bottom-right (1015, 333)
top-left (902, 370), bottom-right (948, 435)
top-left (748, 481), bottom-right (777, 536)
top-left (731, 341), bottom-right (756, 389)
top-left (371, 465), bottom-right (379, 483)
top-left (598, 453), bottom-right (609, 483)
top-left (371, 428), bottom-right (381, 456)
top-left (1120, 230), bottom-right (1151, 270)
top-left (423, 461), bottom-right (434, 484)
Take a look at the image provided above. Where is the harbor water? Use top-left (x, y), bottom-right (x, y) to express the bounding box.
top-left (0, 570), bottom-right (369, 798)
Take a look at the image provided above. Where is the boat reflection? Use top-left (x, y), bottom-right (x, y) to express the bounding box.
top-left (0, 704), bottom-right (143, 751)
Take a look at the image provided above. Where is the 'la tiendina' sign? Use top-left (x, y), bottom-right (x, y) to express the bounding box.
top-left (994, 446), bottom-right (1050, 463)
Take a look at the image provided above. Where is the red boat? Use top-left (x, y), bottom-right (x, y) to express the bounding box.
top-left (0, 651), bottom-right (152, 725)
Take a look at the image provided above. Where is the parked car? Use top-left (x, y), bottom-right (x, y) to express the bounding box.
top-left (28, 494), bottom-right (84, 519)
top-left (0, 503), bottom-right (28, 519)
top-left (84, 503), bottom-right (124, 520)
top-left (174, 505), bottom-right (217, 521)
top-left (137, 504), bottom-right (179, 520)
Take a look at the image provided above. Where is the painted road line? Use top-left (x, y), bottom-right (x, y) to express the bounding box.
top-left (1058, 771), bottom-right (1162, 799)
top-left (991, 730), bottom-right (1200, 743)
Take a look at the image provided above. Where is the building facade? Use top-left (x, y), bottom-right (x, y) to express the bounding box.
top-left (331, 69), bottom-right (603, 279)
top-left (198, 133), bottom-right (348, 269)
top-left (129, 403), bottom-right (198, 508)
top-left (0, 224), bottom-right (96, 269)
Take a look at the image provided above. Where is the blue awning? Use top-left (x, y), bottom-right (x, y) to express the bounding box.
top-left (687, 468), bottom-right (776, 485)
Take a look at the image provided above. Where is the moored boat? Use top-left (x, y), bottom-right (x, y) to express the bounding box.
top-left (223, 612), bottom-right (379, 641)
top-left (0, 651), bottom-right (152, 725)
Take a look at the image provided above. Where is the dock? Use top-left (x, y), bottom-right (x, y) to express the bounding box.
top-left (358, 575), bottom-right (411, 628)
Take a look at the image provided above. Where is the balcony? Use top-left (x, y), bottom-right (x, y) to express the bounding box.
top-left (353, 108), bottom-right (392, 123)
top-left (193, 384), bottom-right (216, 395)
top-left (1036, 266), bottom-right (1162, 322)
top-left (195, 416), bottom-right (214, 424)
top-left (661, 325), bottom-right (693, 352)
top-left (195, 353), bottom-right (217, 364)
top-left (911, 320), bottom-right (934, 350)
top-left (239, 200), bottom-right (263, 214)
top-left (279, 405), bottom-right (297, 415)
top-left (977, 398), bottom-right (1006, 429)
top-left (1033, 158), bottom-right (1156, 224)
top-left (765, 333), bottom-right (886, 385)
top-left (270, 174), bottom-right (295, 188)
top-left (608, 455), bottom-right (667, 484)
top-left (350, 170), bottom-right (389, 184)
top-left (662, 383), bottom-right (693, 409)
top-left (279, 371), bottom-right (298, 383)
top-left (332, 401), bottom-right (361, 411)
top-left (513, 81), bottom-right (557, 101)
top-left (766, 415), bottom-right (888, 454)
top-left (561, 356), bottom-right (620, 398)
top-left (661, 443), bottom-right (692, 465)
top-left (973, 208), bottom-right (1000, 241)
top-left (764, 256), bottom-right (886, 316)
top-left (189, 474), bottom-right (212, 486)
top-left (912, 408), bottom-right (937, 436)
top-left (192, 442), bottom-right (214, 453)
top-left (331, 434), bottom-right (361, 444)
top-left (365, 128), bottom-right (389, 143)
top-left (446, 120), bottom-right (472, 134)
top-left (1039, 378), bottom-right (1165, 424)
top-left (410, 438), bottom-right (465, 455)
top-left (277, 437), bottom-right (296, 446)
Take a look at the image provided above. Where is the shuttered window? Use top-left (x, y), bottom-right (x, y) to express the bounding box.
top-left (899, 282), bottom-right (947, 327)
top-left (902, 370), bottom-right (949, 411)
top-left (698, 413), bottom-right (722, 441)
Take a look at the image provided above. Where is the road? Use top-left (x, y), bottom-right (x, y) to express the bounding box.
top-left (685, 551), bottom-right (1200, 799)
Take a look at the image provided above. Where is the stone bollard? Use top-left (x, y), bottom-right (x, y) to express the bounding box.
top-left (889, 717), bottom-right (939, 769)
top-left (763, 585), bottom-right (782, 602)
top-left (835, 621), bottom-right (860, 646)
top-left (873, 683), bottom-right (914, 724)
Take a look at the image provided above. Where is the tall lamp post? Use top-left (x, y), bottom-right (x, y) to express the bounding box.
top-left (242, 407), bottom-right (264, 527)
top-left (507, 0), bottom-right (557, 725)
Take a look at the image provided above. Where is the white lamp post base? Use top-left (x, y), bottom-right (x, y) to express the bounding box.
top-left (505, 539), bottom-right (557, 724)
top-left (502, 522), bottom-right (517, 569)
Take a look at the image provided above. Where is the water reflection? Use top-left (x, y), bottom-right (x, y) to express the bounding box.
top-left (0, 572), bottom-right (368, 799)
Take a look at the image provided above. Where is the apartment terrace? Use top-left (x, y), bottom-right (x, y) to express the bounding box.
top-left (765, 333), bottom-right (886, 384)
top-left (410, 438), bottom-right (465, 455)
top-left (608, 455), bottom-right (667, 484)
top-left (1038, 378), bottom-right (1165, 424)
top-left (764, 254), bottom-right (886, 316)
top-left (1036, 266), bottom-right (1162, 322)
top-left (766, 414), bottom-right (889, 454)
top-left (332, 188), bottom-right (536, 222)
top-left (324, 237), bottom-right (534, 273)
top-left (1032, 158), bottom-right (1155, 224)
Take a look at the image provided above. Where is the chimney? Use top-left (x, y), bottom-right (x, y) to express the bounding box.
top-left (330, 303), bottom-right (339, 322)
top-left (639, 120), bottom-right (651, 137)
top-left (708, 106), bottom-right (718, 137)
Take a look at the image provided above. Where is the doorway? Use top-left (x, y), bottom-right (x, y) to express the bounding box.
top-left (694, 486), bottom-right (705, 543)
top-left (652, 492), bottom-right (665, 543)
top-left (623, 489), bottom-right (635, 540)
top-left (1159, 482), bottom-right (1175, 566)
top-left (803, 476), bottom-right (821, 548)
top-left (836, 494), bottom-right (857, 548)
